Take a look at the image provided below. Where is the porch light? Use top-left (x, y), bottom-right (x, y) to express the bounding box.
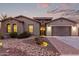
top-left (47, 26), bottom-right (51, 36)
top-left (47, 26), bottom-right (51, 31)
top-left (72, 26), bottom-right (77, 31)
top-left (40, 27), bottom-right (45, 31)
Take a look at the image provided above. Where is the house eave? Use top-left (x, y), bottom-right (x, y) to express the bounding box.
top-left (46, 17), bottom-right (77, 24)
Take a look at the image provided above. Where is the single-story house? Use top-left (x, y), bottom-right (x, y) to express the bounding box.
top-left (0, 15), bottom-right (79, 36)
top-left (0, 15), bottom-right (40, 36)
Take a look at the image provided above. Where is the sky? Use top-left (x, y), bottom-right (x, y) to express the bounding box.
top-left (0, 3), bottom-right (79, 18)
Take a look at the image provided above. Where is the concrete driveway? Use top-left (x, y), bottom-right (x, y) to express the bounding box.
top-left (46, 36), bottom-right (79, 56)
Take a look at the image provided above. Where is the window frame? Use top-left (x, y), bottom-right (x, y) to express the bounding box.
top-left (13, 24), bottom-right (17, 32)
top-left (28, 24), bottom-right (34, 33)
top-left (7, 23), bottom-right (11, 33)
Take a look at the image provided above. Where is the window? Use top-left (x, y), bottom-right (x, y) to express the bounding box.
top-left (7, 23), bottom-right (11, 33)
top-left (13, 24), bottom-right (17, 32)
top-left (28, 24), bottom-right (33, 33)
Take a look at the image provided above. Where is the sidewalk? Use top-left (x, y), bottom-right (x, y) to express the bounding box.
top-left (46, 37), bottom-right (79, 56)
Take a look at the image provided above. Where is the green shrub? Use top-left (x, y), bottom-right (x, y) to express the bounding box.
top-left (9, 32), bottom-right (18, 38)
top-left (17, 32), bottom-right (32, 39)
top-left (0, 36), bottom-right (4, 39)
top-left (35, 37), bottom-right (45, 45)
top-left (0, 33), bottom-right (4, 39)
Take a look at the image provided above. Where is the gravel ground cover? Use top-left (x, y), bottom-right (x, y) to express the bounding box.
top-left (0, 37), bottom-right (60, 56)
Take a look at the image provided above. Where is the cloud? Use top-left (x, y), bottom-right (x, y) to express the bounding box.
top-left (38, 3), bottom-right (49, 8)
top-left (59, 3), bottom-right (72, 10)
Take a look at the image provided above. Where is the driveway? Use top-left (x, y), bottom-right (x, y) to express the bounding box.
top-left (52, 36), bottom-right (79, 49)
top-left (46, 36), bottom-right (79, 56)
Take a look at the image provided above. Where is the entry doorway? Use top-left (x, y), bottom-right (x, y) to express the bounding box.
top-left (40, 25), bottom-right (46, 36)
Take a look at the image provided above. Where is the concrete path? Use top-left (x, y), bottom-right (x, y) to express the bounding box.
top-left (54, 36), bottom-right (79, 49)
top-left (46, 36), bottom-right (79, 56)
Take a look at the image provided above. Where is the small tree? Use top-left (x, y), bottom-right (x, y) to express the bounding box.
top-left (0, 14), bottom-right (8, 20)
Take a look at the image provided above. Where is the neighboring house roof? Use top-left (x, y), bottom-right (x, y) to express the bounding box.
top-left (34, 17), bottom-right (52, 24)
top-left (15, 15), bottom-right (40, 23)
top-left (46, 17), bottom-right (77, 24)
top-left (1, 17), bottom-right (24, 23)
top-left (34, 17), bottom-right (52, 19)
top-left (34, 17), bottom-right (52, 21)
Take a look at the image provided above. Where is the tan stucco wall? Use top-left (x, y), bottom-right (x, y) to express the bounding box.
top-left (46, 19), bottom-right (78, 36)
top-left (47, 19), bottom-right (75, 26)
top-left (1, 19), bottom-right (24, 34)
top-left (71, 25), bottom-right (78, 36)
top-left (16, 17), bottom-right (40, 36)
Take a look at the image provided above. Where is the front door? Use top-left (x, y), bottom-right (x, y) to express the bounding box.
top-left (40, 25), bottom-right (46, 36)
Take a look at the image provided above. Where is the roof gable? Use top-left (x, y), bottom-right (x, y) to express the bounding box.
top-left (15, 15), bottom-right (40, 23)
top-left (47, 17), bottom-right (77, 24)
top-left (33, 17), bottom-right (52, 24)
top-left (1, 17), bottom-right (24, 23)
top-left (15, 15), bottom-right (33, 20)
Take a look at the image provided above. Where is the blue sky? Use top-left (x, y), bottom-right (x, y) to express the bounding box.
top-left (0, 3), bottom-right (79, 17)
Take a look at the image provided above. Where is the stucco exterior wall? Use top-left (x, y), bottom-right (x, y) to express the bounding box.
top-left (1, 19), bottom-right (24, 34)
top-left (46, 19), bottom-right (78, 36)
top-left (47, 19), bottom-right (75, 26)
top-left (16, 17), bottom-right (40, 36)
top-left (71, 25), bottom-right (78, 36)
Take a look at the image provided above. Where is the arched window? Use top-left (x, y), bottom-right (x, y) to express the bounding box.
top-left (7, 23), bottom-right (11, 33)
top-left (13, 24), bottom-right (17, 32)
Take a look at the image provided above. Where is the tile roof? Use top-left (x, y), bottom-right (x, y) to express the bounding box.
top-left (15, 15), bottom-right (40, 23)
top-left (1, 17), bottom-right (24, 23)
top-left (46, 17), bottom-right (77, 24)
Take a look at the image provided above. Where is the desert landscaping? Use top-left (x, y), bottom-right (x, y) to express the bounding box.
top-left (0, 36), bottom-right (60, 56)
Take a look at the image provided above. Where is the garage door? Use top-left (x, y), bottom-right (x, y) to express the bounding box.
top-left (52, 26), bottom-right (71, 36)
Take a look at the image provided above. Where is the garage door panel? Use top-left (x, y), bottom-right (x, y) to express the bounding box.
top-left (52, 26), bottom-right (71, 36)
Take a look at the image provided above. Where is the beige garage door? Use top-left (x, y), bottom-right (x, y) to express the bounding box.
top-left (52, 26), bottom-right (71, 36)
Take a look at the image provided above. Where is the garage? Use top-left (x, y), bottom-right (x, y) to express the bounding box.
top-left (52, 26), bottom-right (71, 36)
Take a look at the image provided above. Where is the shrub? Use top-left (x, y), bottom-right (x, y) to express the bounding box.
top-left (41, 41), bottom-right (48, 47)
top-left (35, 37), bottom-right (40, 45)
top-left (9, 32), bottom-right (18, 38)
top-left (17, 32), bottom-right (32, 39)
top-left (35, 37), bottom-right (44, 45)
top-left (35, 37), bottom-right (48, 46)
top-left (0, 36), bottom-right (4, 39)
top-left (0, 33), bottom-right (4, 39)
